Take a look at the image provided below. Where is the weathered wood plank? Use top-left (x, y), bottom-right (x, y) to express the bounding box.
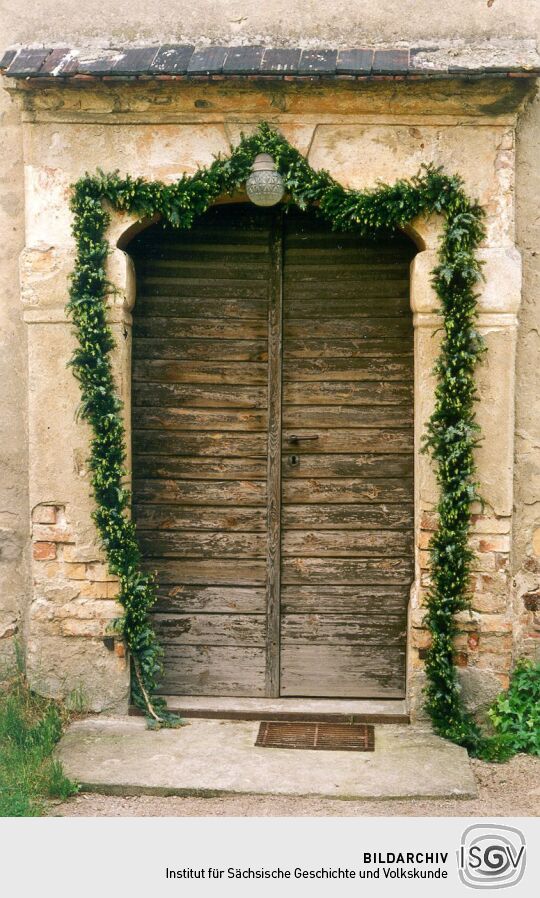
top-left (282, 477), bottom-right (413, 505)
top-left (284, 338), bottom-right (413, 359)
top-left (284, 245), bottom-right (411, 260)
top-left (133, 478), bottom-right (266, 505)
top-left (279, 645), bottom-right (406, 697)
top-left (133, 504), bottom-right (267, 532)
top-left (141, 279), bottom-right (268, 300)
top-left (138, 529), bottom-right (266, 559)
top-left (283, 264), bottom-right (411, 282)
top-left (281, 454), bottom-right (413, 479)
top-left (285, 237), bottom-right (413, 253)
top-left (139, 225), bottom-right (269, 241)
top-left (153, 613), bottom-right (266, 645)
top-left (133, 318), bottom-right (268, 340)
top-left (133, 359), bottom-right (267, 384)
top-left (143, 558), bottom-right (266, 585)
top-left (134, 456), bottom-right (267, 480)
top-left (282, 503), bottom-right (413, 530)
top-left (282, 529), bottom-right (413, 557)
top-left (138, 297), bottom-right (267, 319)
top-left (284, 381), bottom-right (412, 406)
top-left (281, 556), bottom-right (414, 585)
top-left (285, 318), bottom-right (412, 340)
top-left (133, 430), bottom-right (267, 456)
top-left (280, 584), bottom-right (410, 614)
top-left (157, 645), bottom-right (266, 696)
top-left (133, 408), bottom-right (268, 432)
top-left (285, 218), bottom-right (412, 240)
top-left (153, 585), bottom-right (266, 614)
top-left (141, 240), bottom-right (269, 259)
top-left (284, 356), bottom-right (412, 381)
top-left (138, 217), bottom-right (271, 246)
top-left (283, 288), bottom-right (409, 309)
top-left (133, 338), bottom-right (268, 362)
top-left (281, 428), bottom-right (412, 454)
top-left (282, 406), bottom-right (412, 429)
top-left (133, 382), bottom-right (267, 409)
top-left (281, 613), bottom-right (406, 645)
top-left (140, 262), bottom-right (269, 280)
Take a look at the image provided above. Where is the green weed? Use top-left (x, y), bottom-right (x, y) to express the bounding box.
top-left (488, 659), bottom-right (540, 757)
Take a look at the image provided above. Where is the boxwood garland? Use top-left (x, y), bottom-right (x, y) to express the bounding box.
top-left (67, 122), bottom-right (503, 754)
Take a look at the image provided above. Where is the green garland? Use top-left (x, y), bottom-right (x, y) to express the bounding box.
top-left (68, 123), bottom-right (501, 753)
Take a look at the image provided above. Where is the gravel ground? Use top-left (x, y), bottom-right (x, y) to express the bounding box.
top-left (53, 754), bottom-right (540, 817)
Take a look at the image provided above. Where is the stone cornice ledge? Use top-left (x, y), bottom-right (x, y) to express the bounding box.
top-left (1, 41), bottom-right (540, 82)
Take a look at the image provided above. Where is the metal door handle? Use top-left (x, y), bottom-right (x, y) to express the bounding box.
top-left (287, 434), bottom-right (319, 444)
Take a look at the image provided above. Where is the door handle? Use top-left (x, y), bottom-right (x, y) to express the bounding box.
top-left (287, 434), bottom-right (319, 444)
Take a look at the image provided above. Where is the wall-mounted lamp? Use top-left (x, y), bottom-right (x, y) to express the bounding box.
top-left (246, 154), bottom-right (285, 207)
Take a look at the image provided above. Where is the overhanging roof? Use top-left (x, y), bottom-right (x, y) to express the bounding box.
top-left (2, 44), bottom-right (539, 82)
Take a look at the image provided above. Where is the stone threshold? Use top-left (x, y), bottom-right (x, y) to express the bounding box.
top-left (130, 696), bottom-right (409, 723)
top-left (56, 717), bottom-right (477, 800)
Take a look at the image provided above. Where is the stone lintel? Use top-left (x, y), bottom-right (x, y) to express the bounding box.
top-left (6, 77), bottom-right (534, 122)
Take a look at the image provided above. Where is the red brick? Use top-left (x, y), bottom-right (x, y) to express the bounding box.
top-left (477, 535), bottom-right (510, 553)
top-left (33, 541), bottom-right (57, 561)
top-left (32, 524), bottom-right (72, 543)
top-left (32, 505), bottom-right (57, 525)
top-left (420, 512), bottom-right (438, 531)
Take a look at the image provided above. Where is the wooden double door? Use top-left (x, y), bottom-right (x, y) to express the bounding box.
top-left (131, 204), bottom-right (415, 699)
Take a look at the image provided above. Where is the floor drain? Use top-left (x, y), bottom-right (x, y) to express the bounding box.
top-left (255, 721), bottom-right (375, 752)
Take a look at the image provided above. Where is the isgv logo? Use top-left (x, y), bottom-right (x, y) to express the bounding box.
top-left (458, 824), bottom-right (526, 889)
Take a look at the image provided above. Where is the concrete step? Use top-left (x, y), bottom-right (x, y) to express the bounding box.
top-left (131, 696), bottom-right (409, 723)
top-left (57, 717), bottom-right (477, 800)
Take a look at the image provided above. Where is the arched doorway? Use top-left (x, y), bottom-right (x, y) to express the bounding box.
top-left (129, 204), bottom-right (415, 699)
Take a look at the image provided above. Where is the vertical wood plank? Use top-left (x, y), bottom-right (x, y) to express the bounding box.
top-left (265, 209), bottom-right (283, 697)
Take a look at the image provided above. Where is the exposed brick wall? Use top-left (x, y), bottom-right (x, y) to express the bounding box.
top-left (30, 504), bottom-right (126, 659)
top-left (410, 510), bottom-right (514, 692)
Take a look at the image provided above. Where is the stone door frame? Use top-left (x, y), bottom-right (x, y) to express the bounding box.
top-left (16, 85), bottom-right (523, 713)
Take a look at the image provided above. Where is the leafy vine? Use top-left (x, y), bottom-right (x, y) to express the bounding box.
top-left (68, 123), bottom-right (504, 754)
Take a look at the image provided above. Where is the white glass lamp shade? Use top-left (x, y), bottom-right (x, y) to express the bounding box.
top-left (246, 153), bottom-right (285, 207)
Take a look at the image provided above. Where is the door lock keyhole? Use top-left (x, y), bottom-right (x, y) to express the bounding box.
top-left (289, 454), bottom-right (299, 466)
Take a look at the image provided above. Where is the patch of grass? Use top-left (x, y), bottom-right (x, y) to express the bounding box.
top-left (0, 666), bottom-right (78, 816)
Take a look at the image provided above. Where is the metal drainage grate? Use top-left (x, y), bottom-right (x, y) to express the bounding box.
top-left (255, 721), bottom-right (375, 752)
